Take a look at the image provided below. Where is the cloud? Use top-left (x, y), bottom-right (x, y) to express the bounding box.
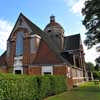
top-left (83, 43), bottom-right (100, 65)
top-left (64, 0), bottom-right (86, 15)
top-left (64, 0), bottom-right (77, 7)
top-left (71, 0), bottom-right (86, 15)
top-left (0, 19), bottom-right (13, 51)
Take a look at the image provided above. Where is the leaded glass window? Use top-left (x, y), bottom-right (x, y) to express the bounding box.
top-left (16, 32), bottom-right (24, 56)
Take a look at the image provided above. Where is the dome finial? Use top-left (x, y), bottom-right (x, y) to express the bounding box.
top-left (50, 15), bottom-right (55, 23)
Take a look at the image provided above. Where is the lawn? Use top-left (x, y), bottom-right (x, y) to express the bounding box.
top-left (45, 82), bottom-right (100, 100)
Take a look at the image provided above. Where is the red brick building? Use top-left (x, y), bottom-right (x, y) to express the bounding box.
top-left (0, 13), bottom-right (87, 86)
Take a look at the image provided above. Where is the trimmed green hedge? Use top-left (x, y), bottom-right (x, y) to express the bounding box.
top-left (0, 73), bottom-right (67, 100)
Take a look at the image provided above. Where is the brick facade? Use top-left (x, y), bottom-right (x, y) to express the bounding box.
top-left (0, 13), bottom-right (86, 87)
top-left (53, 66), bottom-right (66, 75)
top-left (28, 66), bottom-right (41, 75)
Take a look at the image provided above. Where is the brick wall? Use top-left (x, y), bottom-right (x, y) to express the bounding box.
top-left (0, 67), bottom-right (8, 73)
top-left (23, 35), bottom-right (30, 65)
top-left (53, 65), bottom-right (66, 75)
top-left (28, 66), bottom-right (41, 75)
top-left (0, 52), bottom-right (6, 66)
top-left (23, 67), bottom-right (29, 74)
top-left (71, 67), bottom-right (84, 85)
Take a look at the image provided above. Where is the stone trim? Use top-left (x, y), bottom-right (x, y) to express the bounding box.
top-left (30, 34), bottom-right (41, 39)
top-left (72, 77), bottom-right (84, 79)
top-left (14, 56), bottom-right (23, 60)
top-left (13, 66), bottom-right (23, 74)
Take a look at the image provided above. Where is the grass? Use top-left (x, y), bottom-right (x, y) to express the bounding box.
top-left (45, 82), bottom-right (100, 100)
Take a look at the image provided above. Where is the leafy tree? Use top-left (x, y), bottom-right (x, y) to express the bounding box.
top-left (82, 0), bottom-right (100, 49)
top-left (85, 62), bottom-right (95, 72)
top-left (95, 57), bottom-right (100, 71)
top-left (95, 56), bottom-right (100, 64)
top-left (95, 64), bottom-right (100, 71)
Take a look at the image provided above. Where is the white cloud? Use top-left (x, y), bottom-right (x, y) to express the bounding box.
top-left (71, 0), bottom-right (86, 15)
top-left (0, 19), bottom-right (13, 51)
top-left (64, 0), bottom-right (86, 15)
top-left (81, 32), bottom-right (100, 65)
top-left (64, 0), bottom-right (77, 7)
top-left (83, 43), bottom-right (100, 65)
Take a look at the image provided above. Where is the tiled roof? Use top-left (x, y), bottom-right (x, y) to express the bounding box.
top-left (44, 22), bottom-right (64, 30)
top-left (33, 40), bottom-right (63, 64)
top-left (64, 34), bottom-right (80, 51)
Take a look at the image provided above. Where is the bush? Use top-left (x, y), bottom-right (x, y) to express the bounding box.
top-left (93, 71), bottom-right (100, 80)
top-left (0, 73), bottom-right (67, 100)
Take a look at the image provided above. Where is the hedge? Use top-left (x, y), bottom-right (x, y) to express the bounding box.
top-left (0, 73), bottom-right (67, 100)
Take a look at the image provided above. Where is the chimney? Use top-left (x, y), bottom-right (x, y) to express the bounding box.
top-left (50, 15), bottom-right (55, 23)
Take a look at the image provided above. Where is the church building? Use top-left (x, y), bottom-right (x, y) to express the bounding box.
top-left (0, 13), bottom-right (87, 85)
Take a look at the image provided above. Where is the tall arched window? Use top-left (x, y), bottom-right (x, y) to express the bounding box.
top-left (16, 32), bottom-right (24, 56)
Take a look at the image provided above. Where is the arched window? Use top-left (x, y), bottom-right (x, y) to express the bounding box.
top-left (16, 32), bottom-right (24, 56)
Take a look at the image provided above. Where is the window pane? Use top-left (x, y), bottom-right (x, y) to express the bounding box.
top-left (16, 32), bottom-right (24, 56)
top-left (44, 72), bottom-right (51, 75)
top-left (30, 38), bottom-right (37, 53)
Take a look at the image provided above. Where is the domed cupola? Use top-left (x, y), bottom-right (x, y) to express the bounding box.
top-left (44, 15), bottom-right (64, 51)
top-left (44, 15), bottom-right (64, 34)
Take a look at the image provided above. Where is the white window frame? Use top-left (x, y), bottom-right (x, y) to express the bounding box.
top-left (13, 56), bottom-right (23, 74)
top-left (42, 66), bottom-right (53, 75)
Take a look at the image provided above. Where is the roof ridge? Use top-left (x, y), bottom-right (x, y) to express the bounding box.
top-left (64, 34), bottom-right (80, 38)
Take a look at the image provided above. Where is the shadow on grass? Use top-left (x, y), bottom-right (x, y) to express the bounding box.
top-left (72, 86), bottom-right (100, 93)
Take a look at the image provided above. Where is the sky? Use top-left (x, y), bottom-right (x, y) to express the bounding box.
top-left (0, 0), bottom-right (100, 64)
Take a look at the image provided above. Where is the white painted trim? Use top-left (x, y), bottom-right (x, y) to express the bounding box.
top-left (42, 66), bottom-right (53, 75)
top-left (14, 57), bottom-right (23, 67)
top-left (14, 56), bottom-right (23, 60)
top-left (30, 34), bottom-right (41, 39)
top-left (13, 66), bottom-right (23, 74)
top-left (53, 64), bottom-right (66, 67)
top-left (72, 77), bottom-right (84, 79)
top-left (13, 56), bottom-right (23, 74)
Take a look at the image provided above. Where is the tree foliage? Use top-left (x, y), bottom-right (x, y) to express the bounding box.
top-left (82, 0), bottom-right (100, 49)
top-left (95, 57), bottom-right (100, 71)
top-left (85, 62), bottom-right (95, 72)
top-left (95, 56), bottom-right (100, 64)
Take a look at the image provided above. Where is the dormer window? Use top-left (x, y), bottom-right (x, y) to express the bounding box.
top-left (30, 34), bottom-right (41, 53)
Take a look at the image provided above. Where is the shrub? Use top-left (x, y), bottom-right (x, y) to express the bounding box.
top-left (0, 73), bottom-right (67, 100)
top-left (93, 71), bottom-right (100, 80)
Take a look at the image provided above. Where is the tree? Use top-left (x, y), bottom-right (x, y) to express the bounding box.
top-left (85, 62), bottom-right (95, 72)
top-left (82, 0), bottom-right (100, 49)
top-left (95, 57), bottom-right (100, 71)
top-left (95, 64), bottom-right (100, 71)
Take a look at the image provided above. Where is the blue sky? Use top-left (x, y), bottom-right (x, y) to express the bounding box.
top-left (0, 0), bottom-right (99, 64)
